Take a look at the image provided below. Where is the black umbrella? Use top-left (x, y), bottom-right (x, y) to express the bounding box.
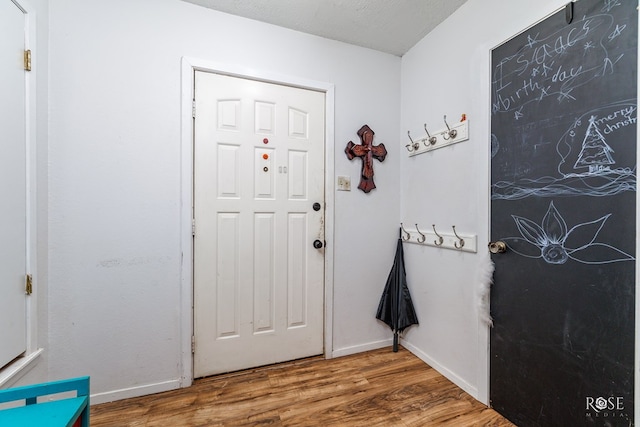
top-left (376, 228), bottom-right (419, 352)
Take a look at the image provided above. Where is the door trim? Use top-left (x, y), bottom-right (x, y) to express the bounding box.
top-left (0, 0), bottom-right (42, 388)
top-left (179, 57), bottom-right (335, 385)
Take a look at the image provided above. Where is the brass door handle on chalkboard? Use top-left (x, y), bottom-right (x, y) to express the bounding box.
top-left (488, 241), bottom-right (507, 254)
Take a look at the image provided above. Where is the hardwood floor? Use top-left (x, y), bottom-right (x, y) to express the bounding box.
top-left (91, 347), bottom-right (515, 426)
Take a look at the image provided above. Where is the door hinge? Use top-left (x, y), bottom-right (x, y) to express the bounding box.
top-left (191, 336), bottom-right (196, 354)
top-left (25, 274), bottom-right (33, 295)
top-left (192, 218), bottom-right (196, 236)
top-left (24, 50), bottom-right (31, 72)
top-left (192, 100), bottom-right (196, 119)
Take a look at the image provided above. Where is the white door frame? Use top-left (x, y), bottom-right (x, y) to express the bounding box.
top-left (0, 0), bottom-right (43, 388)
top-left (179, 57), bottom-right (335, 385)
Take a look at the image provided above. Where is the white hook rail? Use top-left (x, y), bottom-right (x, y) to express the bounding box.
top-left (406, 116), bottom-right (469, 157)
top-left (400, 223), bottom-right (477, 253)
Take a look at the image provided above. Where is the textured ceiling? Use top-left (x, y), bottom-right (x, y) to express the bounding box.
top-left (182, 0), bottom-right (468, 56)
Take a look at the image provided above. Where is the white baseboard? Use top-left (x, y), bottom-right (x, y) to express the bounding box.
top-left (331, 338), bottom-right (392, 358)
top-left (401, 340), bottom-right (479, 401)
top-left (90, 379), bottom-right (181, 405)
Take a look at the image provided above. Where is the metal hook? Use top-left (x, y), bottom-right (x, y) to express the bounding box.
top-left (407, 131), bottom-right (419, 152)
top-left (415, 224), bottom-right (426, 243)
top-left (432, 224), bottom-right (443, 246)
top-left (400, 223), bottom-right (410, 241)
top-left (423, 124), bottom-right (437, 146)
top-left (452, 225), bottom-right (465, 249)
top-left (405, 143), bottom-right (415, 152)
top-left (442, 115), bottom-right (458, 140)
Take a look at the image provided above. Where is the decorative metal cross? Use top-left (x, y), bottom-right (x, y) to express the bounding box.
top-left (345, 125), bottom-right (387, 193)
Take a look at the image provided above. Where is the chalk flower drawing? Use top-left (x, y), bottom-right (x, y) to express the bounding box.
top-left (503, 201), bottom-right (634, 264)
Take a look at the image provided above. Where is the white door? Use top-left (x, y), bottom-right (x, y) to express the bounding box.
top-left (193, 71), bottom-right (325, 377)
top-left (0, 0), bottom-right (28, 368)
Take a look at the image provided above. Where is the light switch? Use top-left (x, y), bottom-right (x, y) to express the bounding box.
top-left (337, 175), bottom-right (351, 191)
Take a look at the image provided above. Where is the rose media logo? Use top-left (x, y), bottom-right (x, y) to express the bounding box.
top-left (586, 396), bottom-right (625, 420)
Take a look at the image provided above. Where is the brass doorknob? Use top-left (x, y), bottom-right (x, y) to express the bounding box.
top-left (488, 241), bottom-right (507, 254)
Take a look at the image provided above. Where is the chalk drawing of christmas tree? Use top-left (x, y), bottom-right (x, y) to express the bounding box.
top-left (573, 115), bottom-right (615, 173)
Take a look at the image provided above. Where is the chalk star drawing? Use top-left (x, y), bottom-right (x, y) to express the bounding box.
top-left (527, 33), bottom-right (540, 48)
top-left (584, 41), bottom-right (595, 52)
top-left (609, 24), bottom-right (626, 41)
top-left (602, 0), bottom-right (621, 13)
top-left (502, 201), bottom-right (634, 265)
top-left (541, 62), bottom-right (554, 77)
top-left (572, 117), bottom-right (582, 128)
top-left (538, 86), bottom-right (550, 101)
top-left (557, 88), bottom-right (576, 102)
top-left (514, 108), bottom-right (524, 120)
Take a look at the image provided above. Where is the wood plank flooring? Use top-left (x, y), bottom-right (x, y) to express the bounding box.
top-left (91, 347), bottom-right (515, 426)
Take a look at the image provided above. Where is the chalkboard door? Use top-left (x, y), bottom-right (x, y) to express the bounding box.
top-left (490, 1), bottom-right (637, 426)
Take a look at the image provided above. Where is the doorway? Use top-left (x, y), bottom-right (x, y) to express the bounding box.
top-left (489, 1), bottom-right (637, 424)
top-left (192, 71), bottom-right (327, 377)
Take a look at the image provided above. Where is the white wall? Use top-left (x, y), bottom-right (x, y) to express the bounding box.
top-left (400, 0), bottom-right (596, 404)
top-left (44, 0), bottom-right (401, 402)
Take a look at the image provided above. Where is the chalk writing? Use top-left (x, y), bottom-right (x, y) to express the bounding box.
top-left (492, 13), bottom-right (619, 117)
top-left (594, 106), bottom-right (637, 134)
top-left (491, 2), bottom-right (636, 198)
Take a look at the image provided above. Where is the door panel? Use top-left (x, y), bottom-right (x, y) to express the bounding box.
top-left (287, 213), bottom-right (308, 327)
top-left (194, 72), bottom-right (325, 377)
top-left (490, 1), bottom-right (637, 425)
top-left (0, 0), bottom-right (27, 368)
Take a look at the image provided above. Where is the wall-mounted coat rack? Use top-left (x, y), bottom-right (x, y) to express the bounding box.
top-left (406, 115), bottom-right (469, 157)
top-left (400, 223), bottom-right (477, 253)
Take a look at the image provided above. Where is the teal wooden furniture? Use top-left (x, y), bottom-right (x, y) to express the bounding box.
top-left (0, 376), bottom-right (89, 426)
